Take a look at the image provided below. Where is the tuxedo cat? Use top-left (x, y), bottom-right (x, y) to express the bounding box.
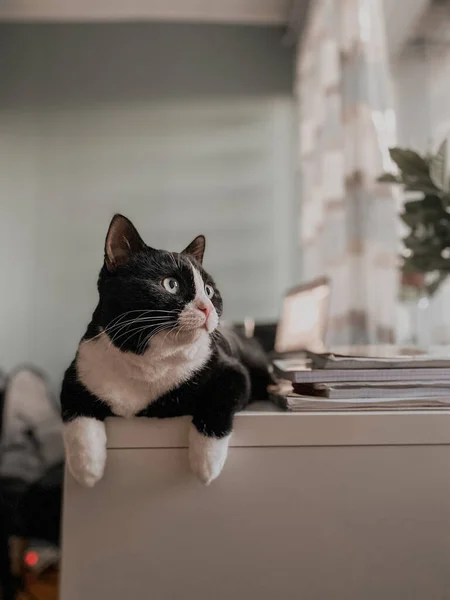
top-left (61, 214), bottom-right (272, 487)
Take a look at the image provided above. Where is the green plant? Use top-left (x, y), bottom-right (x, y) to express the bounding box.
top-left (378, 139), bottom-right (450, 295)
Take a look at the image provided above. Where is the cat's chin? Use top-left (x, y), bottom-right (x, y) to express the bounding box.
top-left (169, 325), bottom-right (210, 345)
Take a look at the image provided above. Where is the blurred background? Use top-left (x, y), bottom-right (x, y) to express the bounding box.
top-left (1, 0), bottom-right (450, 597)
top-left (0, 14), bottom-right (297, 386)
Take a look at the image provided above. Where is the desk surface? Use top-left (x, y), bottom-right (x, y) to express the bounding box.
top-left (106, 409), bottom-right (450, 449)
top-left (63, 409), bottom-right (450, 600)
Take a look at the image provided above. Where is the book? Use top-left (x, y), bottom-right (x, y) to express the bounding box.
top-left (272, 359), bottom-right (450, 384)
top-left (303, 381), bottom-right (450, 400)
top-left (306, 346), bottom-right (450, 370)
top-left (268, 384), bottom-right (450, 412)
top-left (271, 396), bottom-right (450, 412)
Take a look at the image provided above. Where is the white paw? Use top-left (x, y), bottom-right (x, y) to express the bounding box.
top-left (67, 454), bottom-right (105, 487)
top-left (64, 417), bottom-right (107, 488)
top-left (189, 425), bottom-right (231, 485)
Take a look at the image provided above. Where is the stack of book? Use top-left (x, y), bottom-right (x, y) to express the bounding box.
top-left (270, 346), bottom-right (450, 411)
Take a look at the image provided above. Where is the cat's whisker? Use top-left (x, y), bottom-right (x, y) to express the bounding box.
top-left (112, 320), bottom-right (174, 341)
top-left (140, 323), bottom-right (176, 350)
top-left (110, 320), bottom-right (176, 346)
top-left (108, 309), bottom-right (178, 326)
top-left (85, 310), bottom-right (180, 343)
top-left (117, 326), bottom-right (150, 351)
top-left (103, 322), bottom-right (164, 346)
top-left (153, 325), bottom-right (176, 342)
top-left (107, 323), bottom-right (154, 345)
top-left (137, 323), bottom-right (176, 353)
top-left (210, 329), bottom-right (222, 341)
top-left (105, 309), bottom-right (171, 328)
top-left (175, 324), bottom-right (190, 343)
top-left (137, 333), bottom-right (148, 354)
top-left (169, 252), bottom-right (179, 272)
top-left (107, 309), bottom-right (178, 328)
top-left (136, 325), bottom-right (150, 354)
top-left (108, 325), bottom-right (154, 351)
top-left (161, 326), bottom-right (177, 345)
top-left (84, 328), bottom-right (109, 343)
top-left (104, 316), bottom-right (177, 338)
top-left (105, 316), bottom-right (173, 333)
top-left (115, 326), bottom-right (151, 352)
top-left (146, 322), bottom-right (176, 338)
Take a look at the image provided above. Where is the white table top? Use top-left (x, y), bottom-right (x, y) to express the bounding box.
top-left (105, 408), bottom-right (450, 449)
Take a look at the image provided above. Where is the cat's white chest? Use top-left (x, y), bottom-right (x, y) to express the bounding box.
top-left (76, 332), bottom-right (210, 418)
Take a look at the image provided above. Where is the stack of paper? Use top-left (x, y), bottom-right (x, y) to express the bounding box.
top-left (270, 348), bottom-right (450, 411)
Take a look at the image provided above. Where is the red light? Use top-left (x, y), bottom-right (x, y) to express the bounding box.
top-left (25, 551), bottom-right (39, 567)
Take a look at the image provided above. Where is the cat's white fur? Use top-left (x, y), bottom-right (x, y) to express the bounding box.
top-left (64, 417), bottom-right (107, 487)
top-left (76, 328), bottom-right (212, 418)
top-left (65, 262), bottom-right (230, 487)
top-left (189, 425), bottom-right (231, 485)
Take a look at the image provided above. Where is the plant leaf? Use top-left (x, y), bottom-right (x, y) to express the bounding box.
top-left (377, 172), bottom-right (401, 183)
top-left (401, 213), bottom-right (421, 228)
top-left (427, 272), bottom-right (448, 296)
top-left (389, 148), bottom-right (430, 176)
top-left (403, 180), bottom-right (440, 195)
top-left (403, 199), bottom-right (424, 212)
top-left (430, 139), bottom-right (449, 192)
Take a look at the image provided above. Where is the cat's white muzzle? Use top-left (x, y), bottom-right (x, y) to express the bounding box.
top-left (178, 302), bottom-right (218, 334)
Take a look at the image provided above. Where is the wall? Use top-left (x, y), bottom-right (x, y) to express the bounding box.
top-left (0, 23), bottom-right (295, 384)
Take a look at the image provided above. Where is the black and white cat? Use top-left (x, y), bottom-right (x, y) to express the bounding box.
top-left (61, 214), bottom-right (272, 487)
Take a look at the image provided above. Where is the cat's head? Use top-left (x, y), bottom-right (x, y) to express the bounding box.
top-left (95, 214), bottom-right (222, 354)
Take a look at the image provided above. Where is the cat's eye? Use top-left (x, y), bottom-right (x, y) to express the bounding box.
top-left (205, 284), bottom-right (214, 299)
top-left (162, 277), bottom-right (180, 294)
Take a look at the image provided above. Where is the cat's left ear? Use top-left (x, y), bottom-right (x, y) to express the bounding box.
top-left (182, 235), bottom-right (205, 265)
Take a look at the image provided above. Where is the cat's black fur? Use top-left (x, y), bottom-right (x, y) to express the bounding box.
top-left (61, 215), bottom-right (272, 442)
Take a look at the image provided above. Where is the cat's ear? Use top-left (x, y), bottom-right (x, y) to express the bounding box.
top-left (104, 214), bottom-right (146, 271)
top-left (181, 235), bottom-right (205, 265)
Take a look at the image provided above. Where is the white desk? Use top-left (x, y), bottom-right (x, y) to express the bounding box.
top-left (61, 410), bottom-right (450, 600)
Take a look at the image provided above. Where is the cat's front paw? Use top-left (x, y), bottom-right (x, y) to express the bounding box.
top-left (67, 453), bottom-right (105, 487)
top-left (188, 426), bottom-right (231, 485)
top-left (64, 417), bottom-right (107, 487)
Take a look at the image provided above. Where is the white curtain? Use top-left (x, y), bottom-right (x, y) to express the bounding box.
top-left (296, 0), bottom-right (399, 346)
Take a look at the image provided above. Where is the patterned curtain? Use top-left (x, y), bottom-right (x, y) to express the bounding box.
top-left (296, 0), bottom-right (399, 346)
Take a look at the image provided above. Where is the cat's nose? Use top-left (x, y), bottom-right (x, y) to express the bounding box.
top-left (197, 304), bottom-right (210, 318)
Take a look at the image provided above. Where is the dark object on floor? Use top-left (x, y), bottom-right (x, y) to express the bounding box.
top-left (1, 367), bottom-right (63, 486)
top-left (0, 367), bottom-right (64, 599)
top-left (0, 510), bottom-right (15, 600)
top-left (0, 372), bottom-right (16, 600)
top-left (18, 567), bottom-right (58, 600)
top-left (20, 464), bottom-right (63, 547)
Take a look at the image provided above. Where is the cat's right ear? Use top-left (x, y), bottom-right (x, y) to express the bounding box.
top-left (104, 214), bottom-right (146, 271)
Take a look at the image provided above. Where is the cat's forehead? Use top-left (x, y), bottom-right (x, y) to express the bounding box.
top-left (132, 248), bottom-right (206, 280)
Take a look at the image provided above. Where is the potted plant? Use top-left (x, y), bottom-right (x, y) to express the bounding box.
top-left (379, 138), bottom-right (450, 297)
